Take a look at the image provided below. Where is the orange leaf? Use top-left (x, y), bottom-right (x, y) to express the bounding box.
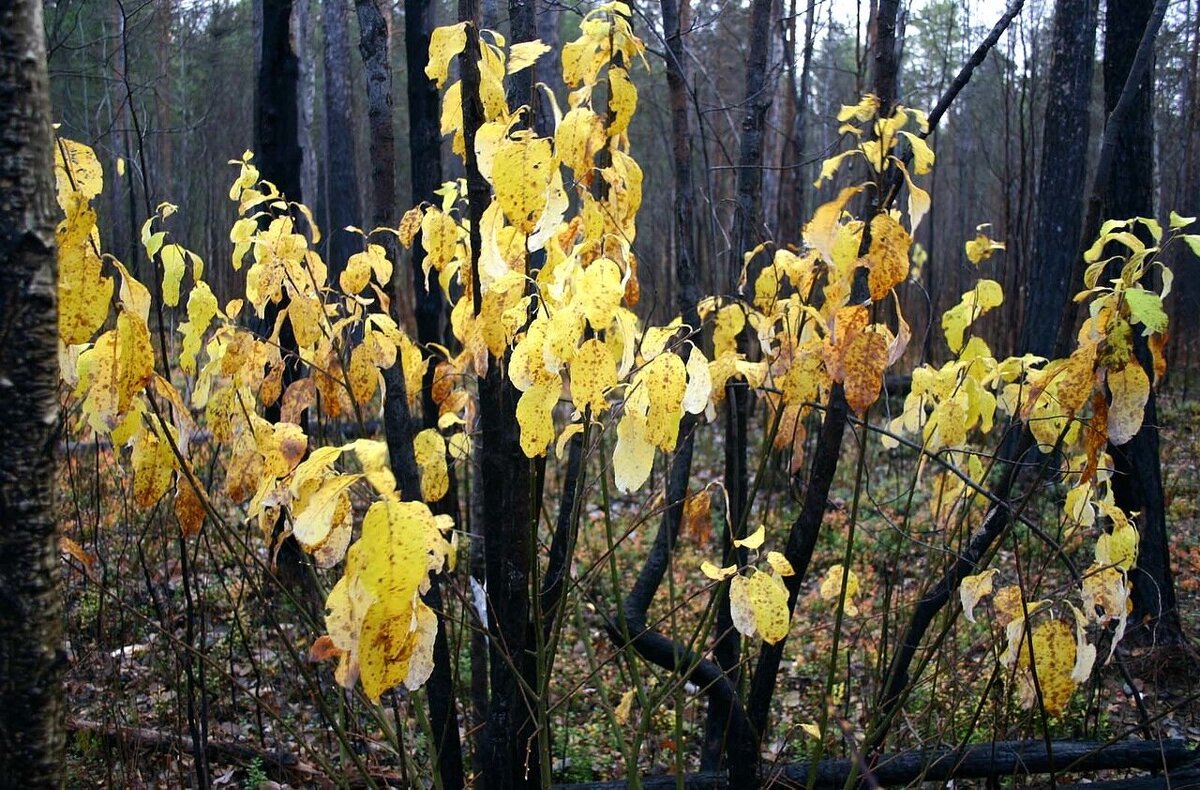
top-left (843, 330), bottom-right (889, 416)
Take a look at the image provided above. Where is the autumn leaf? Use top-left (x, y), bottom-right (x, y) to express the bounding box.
top-left (414, 429), bottom-right (450, 502)
top-left (492, 135), bottom-right (553, 234)
top-left (960, 569), bottom-right (998, 623)
top-left (426, 23), bottom-right (468, 88)
top-left (1106, 362), bottom-right (1149, 445)
top-left (843, 329), bottom-right (889, 416)
top-left (866, 213), bottom-right (911, 300)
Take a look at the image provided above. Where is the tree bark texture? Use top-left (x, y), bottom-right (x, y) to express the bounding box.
top-left (1019, 0), bottom-right (1097, 359)
top-left (455, 1), bottom-right (538, 784)
top-left (0, 1), bottom-right (66, 784)
top-left (253, 0), bottom-right (318, 609)
top-left (356, 1), bottom-right (465, 784)
top-left (708, 0), bottom-right (776, 770)
top-left (322, 0), bottom-right (361, 282)
top-left (255, 0), bottom-right (303, 203)
top-left (1101, 0), bottom-right (1183, 645)
top-left (401, 0), bottom-right (448, 353)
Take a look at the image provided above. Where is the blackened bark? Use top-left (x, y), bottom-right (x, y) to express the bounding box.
top-left (255, 0), bottom-right (319, 610)
top-left (708, 0), bottom-right (776, 770)
top-left (732, 1), bottom-right (904, 782)
top-left (322, 0), bottom-right (361, 282)
top-left (506, 0), bottom-right (537, 117)
top-left (455, 2), bottom-right (538, 785)
top-left (400, 0), bottom-right (448, 357)
top-left (872, 0), bottom-right (902, 115)
top-left (1100, 0), bottom-right (1182, 645)
top-left (256, 0), bottom-right (303, 203)
top-left (0, 1), bottom-right (65, 783)
top-left (357, 1), bottom-right (466, 784)
top-left (1018, 0), bottom-right (1097, 359)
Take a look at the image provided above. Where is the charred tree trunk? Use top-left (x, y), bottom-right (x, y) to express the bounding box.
top-left (1101, 0), bottom-right (1183, 646)
top-left (402, 0), bottom-right (446, 348)
top-left (357, 1), bottom-right (465, 785)
top-left (1018, 0), bottom-right (1097, 359)
top-left (0, 1), bottom-right (65, 784)
top-left (454, 0), bottom-right (537, 784)
top-left (254, 0), bottom-right (319, 612)
top-left (322, 0), bottom-right (361, 282)
top-left (707, 0), bottom-right (777, 771)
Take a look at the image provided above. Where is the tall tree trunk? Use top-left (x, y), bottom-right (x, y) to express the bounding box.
top-left (254, 0), bottom-right (317, 609)
top-left (1101, 0), bottom-right (1183, 645)
top-left (0, 1), bottom-right (65, 784)
top-left (1019, 0), bottom-right (1097, 358)
top-left (454, 0), bottom-right (537, 785)
top-left (357, 1), bottom-right (466, 786)
top-left (323, 0), bottom-right (361, 282)
top-left (708, 0), bottom-right (777, 772)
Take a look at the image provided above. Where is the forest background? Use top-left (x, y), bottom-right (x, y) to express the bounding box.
top-left (3, 0), bottom-right (1200, 786)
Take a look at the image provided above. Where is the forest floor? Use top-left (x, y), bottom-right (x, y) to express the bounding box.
top-left (58, 384), bottom-right (1200, 788)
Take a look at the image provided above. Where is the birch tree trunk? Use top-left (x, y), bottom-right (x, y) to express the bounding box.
top-left (0, 1), bottom-right (65, 784)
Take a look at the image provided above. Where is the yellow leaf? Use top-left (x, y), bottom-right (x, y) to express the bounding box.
top-left (614, 689), bottom-right (636, 725)
top-left (899, 131), bottom-right (935, 175)
top-left (866, 213), bottom-right (911, 301)
top-left (160, 244), bottom-right (188, 307)
top-left (516, 373), bottom-right (561, 457)
top-left (1106, 362), bottom-right (1149, 445)
top-left (700, 561), bottom-right (738, 581)
top-left (964, 226), bottom-right (1004, 265)
top-left (959, 568), bottom-right (998, 623)
top-left (111, 259), bottom-right (151, 325)
top-left (578, 258), bottom-right (624, 330)
top-left (942, 280), bottom-right (1003, 353)
top-left (682, 344), bottom-right (712, 415)
top-left (766, 551), bottom-right (794, 577)
top-left (1016, 619), bottom-right (1078, 716)
top-left (426, 23), bottom-right (468, 88)
top-left (421, 208), bottom-right (460, 274)
top-left (342, 244), bottom-right (389, 294)
top-left (570, 338), bottom-right (617, 414)
top-left (637, 352), bottom-right (687, 451)
top-left (734, 524), bottom-right (765, 550)
top-left (803, 186), bottom-right (863, 264)
top-left (992, 585), bottom-right (1026, 626)
top-left (729, 574), bottom-right (756, 638)
top-left (348, 343), bottom-right (380, 406)
top-left (343, 438), bottom-right (397, 497)
top-left (352, 500), bottom-right (452, 700)
top-left (293, 474), bottom-right (361, 550)
top-left (555, 107), bottom-right (605, 177)
top-left (1096, 518), bottom-right (1138, 572)
top-left (612, 412), bottom-right (655, 493)
top-left (179, 281), bottom-right (218, 375)
top-left (747, 571), bottom-right (791, 644)
top-left (712, 304), bottom-right (745, 359)
top-left (493, 135), bottom-right (553, 234)
top-left (819, 564), bottom-right (860, 616)
top-left (57, 218), bottom-right (113, 345)
top-left (54, 137), bottom-right (103, 204)
top-left (843, 329), bottom-right (889, 416)
top-left (608, 67), bottom-right (637, 137)
top-left (398, 206), bottom-right (424, 248)
top-left (414, 428), bottom-right (450, 502)
top-left (85, 312), bottom-right (154, 432)
top-left (507, 39), bottom-right (552, 73)
top-left (132, 424), bottom-right (175, 509)
top-left (404, 601), bottom-right (440, 690)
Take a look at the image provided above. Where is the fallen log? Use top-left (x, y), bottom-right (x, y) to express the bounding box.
top-left (553, 738), bottom-right (1198, 789)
